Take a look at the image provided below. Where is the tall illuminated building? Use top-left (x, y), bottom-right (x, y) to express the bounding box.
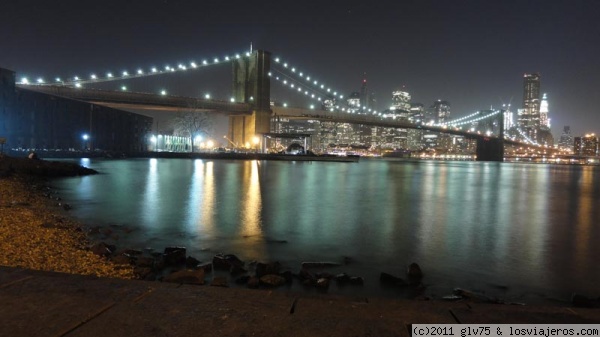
top-left (558, 126), bottom-right (573, 151)
top-left (574, 134), bottom-right (598, 156)
top-left (540, 93), bottom-right (550, 128)
top-left (519, 73), bottom-right (541, 139)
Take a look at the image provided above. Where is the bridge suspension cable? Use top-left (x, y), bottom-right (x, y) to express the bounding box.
top-left (438, 109), bottom-right (502, 127)
top-left (17, 49), bottom-right (254, 87)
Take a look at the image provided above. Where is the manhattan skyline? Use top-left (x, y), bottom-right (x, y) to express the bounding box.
top-left (1, 0), bottom-right (598, 137)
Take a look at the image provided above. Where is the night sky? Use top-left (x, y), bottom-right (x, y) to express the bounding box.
top-left (1, 0), bottom-right (599, 138)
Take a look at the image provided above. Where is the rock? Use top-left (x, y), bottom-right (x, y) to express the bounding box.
top-left (111, 255), bottom-right (132, 265)
top-left (316, 277), bottom-right (330, 289)
top-left (133, 267), bottom-right (153, 280)
top-left (298, 269), bottom-right (315, 281)
top-left (380, 272), bottom-right (408, 286)
top-left (122, 249), bottom-right (143, 256)
top-left (235, 275), bottom-right (251, 285)
top-left (163, 247), bottom-right (187, 266)
top-left (134, 257), bottom-right (154, 268)
top-left (211, 276), bottom-right (228, 287)
top-left (212, 253), bottom-right (244, 270)
top-left (230, 264), bottom-right (247, 276)
top-left (442, 295), bottom-right (463, 301)
top-left (280, 270), bottom-right (293, 283)
top-left (572, 293), bottom-right (598, 308)
top-left (259, 274), bottom-right (286, 287)
top-left (407, 262), bottom-right (423, 282)
top-left (255, 261), bottom-right (281, 278)
top-left (453, 288), bottom-right (500, 303)
top-left (198, 263), bottom-right (213, 272)
top-left (301, 261), bottom-right (341, 268)
top-left (349, 276), bottom-right (364, 285)
top-left (186, 256), bottom-right (201, 269)
top-left (164, 269), bottom-right (205, 285)
top-left (90, 242), bottom-right (113, 257)
top-left (247, 276), bottom-right (260, 288)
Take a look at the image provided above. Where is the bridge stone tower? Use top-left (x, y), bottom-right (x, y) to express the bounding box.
top-left (229, 50), bottom-right (271, 147)
top-left (475, 109), bottom-right (505, 161)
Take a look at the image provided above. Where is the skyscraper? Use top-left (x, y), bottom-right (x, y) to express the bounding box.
top-left (574, 134), bottom-right (598, 156)
top-left (558, 126), bottom-right (573, 151)
top-left (539, 93), bottom-right (550, 128)
top-left (519, 73), bottom-right (541, 139)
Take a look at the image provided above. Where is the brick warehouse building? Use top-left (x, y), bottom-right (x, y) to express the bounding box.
top-left (0, 68), bottom-right (152, 153)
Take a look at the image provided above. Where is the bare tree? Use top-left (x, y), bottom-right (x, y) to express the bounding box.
top-left (170, 107), bottom-right (213, 152)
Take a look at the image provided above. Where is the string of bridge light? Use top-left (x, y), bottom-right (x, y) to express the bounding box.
top-left (17, 50), bottom-right (254, 87)
top-left (438, 110), bottom-right (501, 127)
top-left (442, 110), bottom-right (487, 126)
top-left (271, 56), bottom-right (346, 101)
top-left (271, 73), bottom-right (379, 114)
top-left (271, 65), bottom-right (378, 114)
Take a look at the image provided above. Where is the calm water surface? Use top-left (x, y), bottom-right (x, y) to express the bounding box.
top-left (53, 158), bottom-right (600, 304)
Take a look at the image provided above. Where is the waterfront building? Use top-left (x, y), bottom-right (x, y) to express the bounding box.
top-left (0, 67), bottom-right (152, 152)
top-left (574, 134), bottom-right (599, 156)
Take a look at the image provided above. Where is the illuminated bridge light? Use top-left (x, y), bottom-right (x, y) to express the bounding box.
top-left (107, 72), bottom-right (113, 78)
top-left (290, 84), bottom-right (294, 88)
top-left (36, 78), bottom-right (44, 83)
top-left (283, 80), bottom-right (287, 84)
top-left (137, 69), bottom-right (143, 74)
top-left (306, 76), bottom-right (310, 80)
top-left (291, 68), bottom-right (296, 72)
top-left (74, 76), bottom-right (79, 81)
top-left (151, 68), bottom-right (157, 73)
top-left (310, 105), bottom-right (314, 109)
top-left (160, 90), bottom-right (166, 95)
top-left (20, 77), bottom-right (29, 84)
top-left (190, 62), bottom-right (197, 68)
top-left (267, 72), bottom-right (272, 76)
top-left (90, 74), bottom-right (97, 79)
top-left (235, 54), bottom-right (240, 59)
top-left (311, 94), bottom-right (315, 98)
top-left (202, 60), bottom-right (208, 65)
top-left (283, 103), bottom-right (287, 107)
top-left (122, 71), bottom-right (129, 76)
top-left (299, 72), bottom-right (303, 76)
top-left (55, 77), bottom-right (61, 82)
top-left (214, 58), bottom-right (219, 63)
top-left (245, 52), bottom-right (250, 57)
top-left (274, 57), bottom-right (280, 62)
top-left (75, 83), bottom-right (82, 88)
top-left (283, 63), bottom-right (288, 68)
top-left (121, 86), bottom-right (127, 91)
top-left (297, 87), bottom-right (301, 92)
top-left (225, 56), bottom-right (230, 61)
top-left (230, 97), bottom-right (235, 102)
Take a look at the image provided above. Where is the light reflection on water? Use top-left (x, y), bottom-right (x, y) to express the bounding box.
top-left (56, 158), bottom-right (600, 303)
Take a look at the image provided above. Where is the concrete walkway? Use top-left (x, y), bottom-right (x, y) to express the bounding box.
top-left (1, 267), bottom-right (598, 337)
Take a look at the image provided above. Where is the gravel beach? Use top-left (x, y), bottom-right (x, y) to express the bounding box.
top-left (0, 157), bottom-right (134, 279)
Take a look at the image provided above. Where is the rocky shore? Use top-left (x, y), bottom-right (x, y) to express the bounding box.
top-left (0, 155), bottom-right (133, 279)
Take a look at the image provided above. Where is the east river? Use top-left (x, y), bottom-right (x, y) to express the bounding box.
top-left (52, 158), bottom-right (600, 304)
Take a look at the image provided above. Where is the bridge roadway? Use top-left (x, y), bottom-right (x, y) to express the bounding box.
top-left (19, 85), bottom-right (253, 115)
top-left (272, 106), bottom-right (496, 140)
